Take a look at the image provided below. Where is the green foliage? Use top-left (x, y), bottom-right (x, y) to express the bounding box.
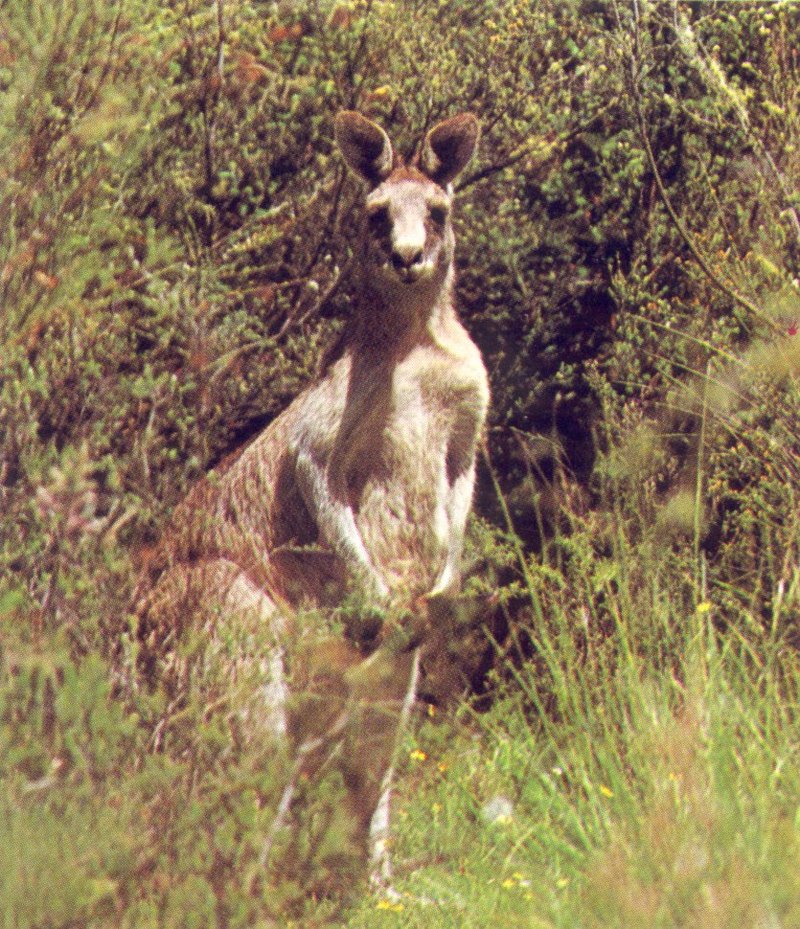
top-left (3, 0), bottom-right (800, 924)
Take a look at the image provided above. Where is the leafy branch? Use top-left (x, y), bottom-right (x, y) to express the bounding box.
top-left (625, 1), bottom-right (779, 333)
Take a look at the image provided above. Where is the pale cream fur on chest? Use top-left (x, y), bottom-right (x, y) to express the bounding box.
top-left (284, 329), bottom-right (487, 596)
top-left (344, 337), bottom-right (487, 592)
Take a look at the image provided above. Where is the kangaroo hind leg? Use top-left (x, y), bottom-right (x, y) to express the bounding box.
top-left (140, 557), bottom-right (289, 741)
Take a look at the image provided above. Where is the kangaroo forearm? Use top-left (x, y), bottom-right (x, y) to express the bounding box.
top-left (294, 447), bottom-right (388, 595)
top-left (430, 463), bottom-right (476, 597)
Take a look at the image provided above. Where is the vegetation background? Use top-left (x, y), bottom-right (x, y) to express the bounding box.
top-left (2, 0), bottom-right (800, 925)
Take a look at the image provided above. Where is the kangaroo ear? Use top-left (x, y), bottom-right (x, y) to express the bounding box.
top-left (334, 111), bottom-right (394, 185)
top-left (420, 113), bottom-right (479, 187)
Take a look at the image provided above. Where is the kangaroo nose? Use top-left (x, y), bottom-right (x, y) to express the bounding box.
top-left (391, 246), bottom-right (424, 270)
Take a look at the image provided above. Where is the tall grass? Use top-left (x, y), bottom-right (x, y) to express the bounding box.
top-left (343, 418), bottom-right (800, 928)
top-left (345, 612), bottom-right (800, 926)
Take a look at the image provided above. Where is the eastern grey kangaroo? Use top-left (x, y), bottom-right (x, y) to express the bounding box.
top-left (137, 110), bottom-right (488, 888)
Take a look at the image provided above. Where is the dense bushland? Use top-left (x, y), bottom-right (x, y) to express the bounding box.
top-left (2, 0), bottom-right (800, 925)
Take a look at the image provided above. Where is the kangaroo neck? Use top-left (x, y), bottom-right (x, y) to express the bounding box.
top-left (351, 264), bottom-right (455, 357)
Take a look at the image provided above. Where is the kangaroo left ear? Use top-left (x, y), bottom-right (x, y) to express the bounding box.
top-left (419, 113), bottom-right (479, 187)
top-left (335, 111), bottom-right (394, 186)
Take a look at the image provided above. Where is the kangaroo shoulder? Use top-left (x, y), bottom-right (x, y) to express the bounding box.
top-left (286, 355), bottom-right (352, 451)
top-left (424, 319), bottom-right (489, 403)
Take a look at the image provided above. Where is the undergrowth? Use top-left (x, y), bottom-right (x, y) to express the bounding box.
top-left (343, 426), bottom-right (800, 927)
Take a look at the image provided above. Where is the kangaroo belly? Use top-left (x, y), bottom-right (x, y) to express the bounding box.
top-left (357, 482), bottom-right (445, 593)
top-left (350, 419), bottom-right (449, 594)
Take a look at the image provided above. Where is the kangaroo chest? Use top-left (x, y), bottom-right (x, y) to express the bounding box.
top-left (337, 343), bottom-right (485, 590)
top-left (342, 346), bottom-right (480, 486)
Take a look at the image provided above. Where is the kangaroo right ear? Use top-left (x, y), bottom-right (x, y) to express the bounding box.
top-left (420, 113), bottom-right (479, 187)
top-left (334, 111), bottom-right (394, 185)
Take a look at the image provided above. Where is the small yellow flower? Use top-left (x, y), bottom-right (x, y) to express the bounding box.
top-left (376, 899), bottom-right (405, 912)
top-left (371, 85), bottom-right (391, 98)
top-left (696, 601), bottom-right (712, 614)
top-left (431, 802), bottom-right (442, 814)
top-left (409, 748), bottom-right (427, 762)
top-left (502, 877), bottom-right (517, 889)
top-left (599, 784), bottom-right (614, 798)
top-left (427, 703), bottom-right (436, 718)
top-left (437, 761), bottom-right (448, 773)
top-left (557, 877), bottom-right (570, 889)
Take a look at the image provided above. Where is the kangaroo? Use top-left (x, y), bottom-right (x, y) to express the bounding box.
top-left (136, 110), bottom-right (488, 891)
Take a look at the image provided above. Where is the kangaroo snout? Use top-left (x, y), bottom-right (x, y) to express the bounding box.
top-left (390, 244), bottom-right (427, 282)
top-left (390, 245), bottom-right (424, 271)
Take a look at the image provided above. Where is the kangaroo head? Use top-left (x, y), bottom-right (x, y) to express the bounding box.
top-left (335, 111), bottom-right (479, 287)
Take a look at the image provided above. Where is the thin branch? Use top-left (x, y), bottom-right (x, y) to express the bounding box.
top-left (458, 96), bottom-right (621, 193)
top-left (260, 709), bottom-right (351, 869)
top-left (344, 0), bottom-right (376, 108)
top-left (80, 0), bottom-right (126, 117)
top-left (637, 108), bottom-right (766, 323)
top-left (672, 1), bottom-right (800, 249)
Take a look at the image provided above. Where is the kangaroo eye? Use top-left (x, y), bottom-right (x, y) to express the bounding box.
top-left (428, 204), bottom-right (449, 226)
top-left (367, 206), bottom-right (390, 231)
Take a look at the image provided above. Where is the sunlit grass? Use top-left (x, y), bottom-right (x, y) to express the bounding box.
top-left (343, 534), bottom-right (800, 929)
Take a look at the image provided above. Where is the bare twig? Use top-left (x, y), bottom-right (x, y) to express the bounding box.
top-left (344, 0), bottom-right (376, 108)
top-left (458, 96), bottom-right (621, 192)
top-left (80, 0), bottom-right (126, 117)
top-left (637, 108), bottom-right (768, 324)
top-left (259, 709), bottom-right (351, 868)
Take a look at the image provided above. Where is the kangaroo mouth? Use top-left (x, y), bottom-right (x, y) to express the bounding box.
top-left (384, 260), bottom-right (434, 285)
top-left (397, 266), bottom-right (423, 284)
